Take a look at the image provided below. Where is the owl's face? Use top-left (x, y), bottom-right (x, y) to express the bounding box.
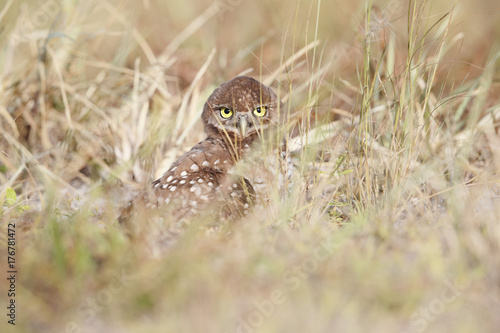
top-left (202, 76), bottom-right (282, 144)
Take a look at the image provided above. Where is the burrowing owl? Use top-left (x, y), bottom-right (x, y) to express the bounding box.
top-left (122, 76), bottom-right (283, 221)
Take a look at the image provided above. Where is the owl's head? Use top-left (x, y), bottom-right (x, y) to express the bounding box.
top-left (202, 76), bottom-right (282, 145)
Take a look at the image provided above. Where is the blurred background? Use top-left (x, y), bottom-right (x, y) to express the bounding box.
top-left (1, 0), bottom-right (500, 332)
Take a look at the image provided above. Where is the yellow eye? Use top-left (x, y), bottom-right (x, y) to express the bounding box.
top-left (220, 107), bottom-right (233, 119)
top-left (253, 106), bottom-right (267, 117)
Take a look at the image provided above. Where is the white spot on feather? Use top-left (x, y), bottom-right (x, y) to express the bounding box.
top-left (180, 171), bottom-right (187, 177)
top-left (202, 161), bottom-right (210, 167)
top-left (170, 186), bottom-right (177, 192)
top-left (166, 176), bottom-right (173, 182)
top-left (190, 164), bottom-right (200, 171)
top-left (190, 185), bottom-right (202, 196)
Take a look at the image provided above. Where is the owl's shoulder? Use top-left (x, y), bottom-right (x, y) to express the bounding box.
top-left (159, 138), bottom-right (233, 178)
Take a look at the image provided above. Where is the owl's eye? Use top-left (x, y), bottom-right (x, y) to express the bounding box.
top-left (253, 106), bottom-right (267, 117)
top-left (220, 107), bottom-right (234, 119)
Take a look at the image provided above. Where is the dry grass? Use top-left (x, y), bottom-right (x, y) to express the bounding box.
top-left (1, 0), bottom-right (500, 332)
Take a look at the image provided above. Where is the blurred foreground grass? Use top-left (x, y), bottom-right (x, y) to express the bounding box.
top-left (1, 0), bottom-right (500, 332)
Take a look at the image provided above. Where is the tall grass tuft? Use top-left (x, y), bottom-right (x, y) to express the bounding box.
top-left (1, 0), bottom-right (499, 332)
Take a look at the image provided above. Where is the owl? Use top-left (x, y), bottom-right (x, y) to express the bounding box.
top-left (121, 76), bottom-right (283, 222)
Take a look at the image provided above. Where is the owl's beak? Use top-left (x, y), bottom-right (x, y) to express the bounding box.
top-left (238, 117), bottom-right (248, 137)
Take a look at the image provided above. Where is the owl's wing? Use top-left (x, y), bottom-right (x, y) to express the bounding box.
top-left (151, 138), bottom-right (228, 207)
top-left (119, 138), bottom-right (254, 224)
top-left (152, 138), bottom-right (254, 216)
